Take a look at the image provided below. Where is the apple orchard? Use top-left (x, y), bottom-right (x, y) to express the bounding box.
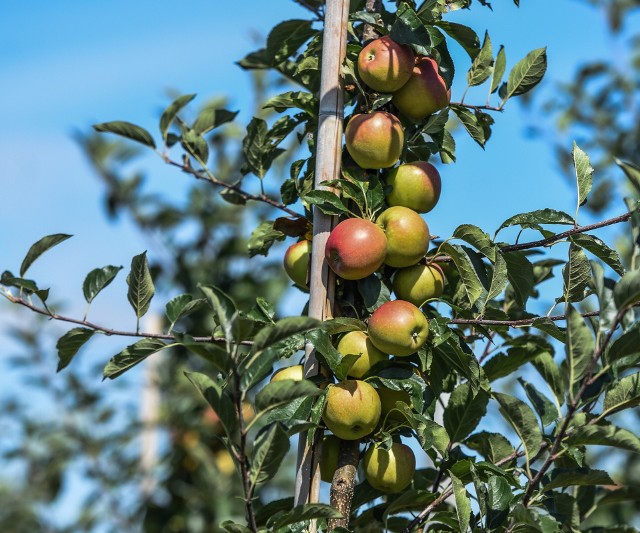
top-left (3, 1), bottom-right (640, 532)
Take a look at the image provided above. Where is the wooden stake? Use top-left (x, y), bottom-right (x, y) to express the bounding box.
top-left (293, 0), bottom-right (350, 520)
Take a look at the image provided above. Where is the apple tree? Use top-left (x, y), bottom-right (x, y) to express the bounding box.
top-left (2, 1), bottom-right (640, 532)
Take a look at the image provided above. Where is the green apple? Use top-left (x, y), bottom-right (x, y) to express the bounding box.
top-left (393, 263), bottom-right (445, 307)
top-left (271, 365), bottom-right (304, 382)
top-left (283, 240), bottom-right (311, 288)
top-left (357, 35), bottom-right (415, 93)
top-left (368, 300), bottom-right (429, 356)
top-left (377, 206), bottom-right (430, 268)
top-left (322, 380), bottom-right (381, 440)
top-left (320, 434), bottom-right (341, 483)
top-left (386, 161), bottom-right (441, 213)
top-left (392, 56), bottom-right (450, 121)
top-left (345, 111), bottom-right (404, 169)
top-left (325, 218), bottom-right (387, 280)
top-left (337, 330), bottom-right (388, 379)
top-left (378, 387), bottom-right (412, 423)
top-left (363, 441), bottom-right (416, 493)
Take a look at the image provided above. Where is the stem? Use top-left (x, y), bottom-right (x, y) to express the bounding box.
top-left (328, 440), bottom-right (360, 531)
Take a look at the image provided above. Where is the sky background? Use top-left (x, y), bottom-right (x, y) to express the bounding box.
top-left (1, 0), bottom-right (638, 526)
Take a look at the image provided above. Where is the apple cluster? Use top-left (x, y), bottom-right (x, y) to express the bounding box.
top-left (280, 35), bottom-right (451, 493)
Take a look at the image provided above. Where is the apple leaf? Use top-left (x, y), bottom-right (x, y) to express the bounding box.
top-left (444, 382), bottom-right (489, 442)
top-left (390, 2), bottom-right (435, 55)
top-left (83, 265), bottom-right (122, 304)
top-left (562, 244), bottom-right (590, 303)
top-left (490, 45), bottom-right (506, 94)
top-left (465, 432), bottom-right (515, 464)
top-left (254, 379), bottom-right (323, 414)
top-left (93, 120), bottom-right (156, 148)
top-left (439, 242), bottom-right (485, 307)
top-left (542, 468), bottom-right (614, 492)
top-left (467, 31), bottom-right (493, 87)
top-left (192, 108), bottom-right (239, 135)
top-left (607, 321), bottom-right (640, 363)
top-left (518, 378), bottom-right (559, 427)
top-left (103, 338), bottom-right (168, 380)
top-left (435, 21), bottom-right (480, 59)
top-left (159, 93), bottom-right (196, 140)
top-left (250, 423), bottom-right (290, 487)
top-left (267, 503), bottom-right (342, 530)
top-left (184, 371), bottom-right (238, 440)
top-left (20, 233), bottom-right (72, 277)
top-left (613, 268), bottom-right (640, 309)
top-left (451, 105), bottom-right (487, 148)
top-left (126, 251), bottom-right (155, 321)
top-left (601, 372), bottom-right (640, 418)
top-left (502, 47), bottom-right (547, 102)
top-left (564, 304), bottom-right (595, 395)
top-left (503, 251), bottom-right (535, 306)
top-left (570, 233), bottom-right (624, 276)
top-left (495, 208), bottom-right (574, 235)
top-left (247, 220), bottom-right (286, 257)
top-left (56, 327), bottom-right (97, 372)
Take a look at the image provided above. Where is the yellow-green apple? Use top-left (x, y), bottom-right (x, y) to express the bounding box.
top-left (368, 299), bottom-right (429, 356)
top-left (284, 240), bottom-right (311, 288)
top-left (325, 218), bottom-right (387, 280)
top-left (337, 330), bottom-right (388, 379)
top-left (345, 111), bottom-right (404, 169)
top-left (357, 35), bottom-right (415, 93)
top-left (322, 380), bottom-right (381, 440)
top-left (320, 434), bottom-right (341, 483)
top-left (376, 206), bottom-right (430, 268)
top-left (392, 56), bottom-right (450, 121)
top-left (378, 387), bottom-right (412, 423)
top-left (393, 263), bottom-right (445, 307)
top-left (386, 161), bottom-right (441, 213)
top-left (271, 364), bottom-right (304, 382)
top-left (363, 441), bottom-right (416, 492)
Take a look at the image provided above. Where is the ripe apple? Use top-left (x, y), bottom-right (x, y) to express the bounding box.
top-left (376, 206), bottom-right (430, 268)
top-left (378, 387), bottom-right (412, 423)
top-left (271, 364), bottom-right (304, 382)
top-left (337, 330), bottom-right (388, 379)
top-left (325, 218), bottom-right (387, 280)
top-left (322, 380), bottom-right (381, 440)
top-left (368, 300), bottom-right (429, 356)
top-left (363, 441), bottom-right (416, 493)
top-left (392, 56), bottom-right (450, 121)
top-left (345, 111), bottom-right (404, 169)
top-left (386, 161), bottom-right (442, 213)
top-left (284, 240), bottom-right (311, 288)
top-left (393, 263), bottom-right (445, 307)
top-left (320, 434), bottom-right (341, 483)
top-left (357, 35), bottom-right (415, 93)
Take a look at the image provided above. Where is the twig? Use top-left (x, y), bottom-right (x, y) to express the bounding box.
top-left (450, 102), bottom-right (504, 113)
top-left (450, 310), bottom-right (599, 328)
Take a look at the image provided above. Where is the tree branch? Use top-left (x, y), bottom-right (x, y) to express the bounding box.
top-left (450, 310), bottom-right (599, 328)
top-left (450, 102), bottom-right (504, 113)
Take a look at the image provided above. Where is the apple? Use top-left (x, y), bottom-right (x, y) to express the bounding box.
top-left (215, 449), bottom-right (237, 476)
top-left (345, 111), bottom-right (404, 169)
top-left (320, 434), bottom-right (341, 483)
top-left (386, 161), bottom-right (441, 213)
top-left (271, 364), bottom-right (304, 382)
top-left (322, 380), bottom-right (381, 440)
top-left (368, 300), bottom-right (429, 356)
top-left (392, 56), bottom-right (450, 121)
top-left (376, 206), bottom-right (430, 268)
top-left (284, 240), bottom-right (311, 288)
top-left (363, 441), bottom-right (416, 493)
top-left (378, 387), bottom-right (412, 423)
top-left (393, 263), bottom-right (445, 307)
top-left (337, 330), bottom-right (388, 379)
top-left (325, 218), bottom-right (387, 280)
top-left (357, 35), bottom-right (415, 93)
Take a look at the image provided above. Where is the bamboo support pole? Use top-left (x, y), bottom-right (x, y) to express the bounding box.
top-left (293, 0), bottom-right (351, 517)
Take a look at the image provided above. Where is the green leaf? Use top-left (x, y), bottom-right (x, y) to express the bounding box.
top-left (192, 108), bottom-right (238, 135)
top-left (573, 142), bottom-right (593, 210)
top-left (602, 372), bottom-right (640, 417)
top-left (181, 128), bottom-right (209, 163)
top-left (390, 3), bottom-right (434, 56)
top-left (532, 352), bottom-right (565, 406)
top-left (486, 251), bottom-right (508, 303)
top-left (564, 304), bottom-right (595, 392)
top-left (252, 317), bottom-right (321, 355)
top-left (266, 19), bottom-right (315, 64)
top-left (220, 521), bottom-right (251, 533)
top-left (435, 21), bottom-right (480, 59)
top-left (435, 335), bottom-right (486, 392)
top-left (503, 47), bottom-right (547, 101)
top-left (493, 392), bottom-right (542, 469)
top-left (56, 328), bottom-right (97, 372)
top-left (465, 432), bottom-right (515, 463)
top-left (254, 380), bottom-right (322, 415)
top-left (607, 322), bottom-right (640, 363)
top-left (268, 503), bottom-right (342, 530)
top-left (165, 294), bottom-right (206, 331)
top-left (484, 337), bottom-right (551, 382)
top-left (302, 190), bottom-right (351, 216)
top-left (451, 105), bottom-right (487, 148)
top-left (322, 317), bottom-right (367, 335)
top-left (490, 45), bottom-right (506, 94)
top-left (518, 378), bottom-right (558, 427)
top-left (567, 422), bottom-right (640, 453)
top-left (250, 423), bottom-right (290, 486)
top-left (103, 338), bottom-right (167, 379)
top-left (452, 224), bottom-right (495, 261)
top-left (450, 472), bottom-right (472, 533)
top-left (307, 329), bottom-right (349, 381)
top-left (126, 251), bottom-right (155, 320)
top-left (543, 468), bottom-right (615, 492)
top-left (20, 233), bottom-right (72, 277)
top-left (570, 234), bottom-right (624, 276)
top-left (444, 382), bottom-right (489, 443)
top-left (199, 284), bottom-right (238, 346)
top-left (562, 245), bottom-right (590, 302)
top-left (247, 220), bottom-right (286, 257)
top-left (93, 121), bottom-right (156, 148)
top-left (159, 93), bottom-right (196, 139)
top-left (467, 31), bottom-right (493, 86)
top-left (263, 91), bottom-right (317, 115)
top-left (616, 158), bottom-right (640, 193)
top-left (184, 371), bottom-right (237, 440)
top-left (496, 208), bottom-right (574, 235)
top-left (488, 476), bottom-right (512, 511)
top-left (504, 251), bottom-right (535, 306)
top-left (440, 242), bottom-right (485, 307)
top-left (613, 269), bottom-right (640, 309)
top-left (83, 265), bottom-right (122, 304)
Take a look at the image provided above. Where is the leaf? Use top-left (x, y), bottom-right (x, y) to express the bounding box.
top-left (504, 251), bottom-right (535, 306)
top-left (263, 91), bottom-right (317, 115)
top-left (126, 252), bottom-right (155, 320)
top-left (220, 521), bottom-right (252, 533)
top-left (452, 224), bottom-right (495, 261)
top-left (484, 337), bottom-right (551, 382)
top-left (503, 47), bottom-right (547, 101)
top-left (268, 503), bottom-right (342, 530)
top-left (56, 328), bottom-right (96, 372)
top-left (165, 294), bottom-right (206, 331)
top-left (184, 371), bottom-right (237, 440)
top-left (568, 422), bottom-right (640, 453)
top-left (543, 468), bottom-right (615, 492)
top-left (562, 245), bottom-right (590, 302)
top-left (451, 105), bottom-right (487, 148)
top-left (615, 158), bottom-right (640, 194)
top-left (440, 242), bottom-right (485, 307)
top-left (266, 19), bottom-right (315, 64)
top-left (602, 372), bottom-right (640, 417)
top-left (570, 234), bottom-right (624, 276)
top-left (254, 380), bottom-right (322, 414)
top-left (302, 190), bottom-right (351, 216)
top-left (247, 220), bottom-right (286, 257)
top-left (607, 322), bottom-right (640, 363)
top-left (390, 3), bottom-right (434, 56)
top-left (564, 304), bottom-right (595, 393)
top-left (435, 335), bottom-right (486, 392)
top-left (486, 252), bottom-right (508, 303)
top-left (103, 338), bottom-right (167, 379)
top-left (20, 233), bottom-right (72, 277)
top-left (93, 121), bottom-right (156, 148)
top-left (252, 317), bottom-right (321, 355)
top-left (465, 432), bottom-right (515, 463)
top-left (322, 317), bottom-right (367, 335)
top-left (532, 352), bottom-right (565, 406)
top-left (199, 284), bottom-right (238, 346)
top-left (490, 45), bottom-right (506, 94)
top-left (573, 142), bottom-right (593, 210)
top-left (496, 208), bottom-right (574, 235)
top-left (518, 378), bottom-right (558, 427)
top-left (159, 93), bottom-right (196, 139)
top-left (435, 21), bottom-right (480, 59)
top-left (307, 329), bottom-right (349, 381)
top-left (488, 476), bottom-right (512, 511)
top-left (83, 265), bottom-right (122, 304)
top-left (493, 392), bottom-right (542, 469)
top-left (443, 382), bottom-right (490, 442)
top-left (250, 423), bottom-right (290, 486)
top-left (181, 128), bottom-right (209, 163)
top-left (613, 269), bottom-right (640, 309)
top-left (467, 31), bottom-right (493, 86)
top-left (192, 108), bottom-right (238, 135)
top-left (450, 472), bottom-right (472, 533)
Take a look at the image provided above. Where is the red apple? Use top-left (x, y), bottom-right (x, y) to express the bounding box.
top-left (325, 218), bottom-right (387, 280)
top-left (386, 161), bottom-right (442, 213)
top-left (357, 36), bottom-right (415, 93)
top-left (393, 263), bottom-right (445, 307)
top-left (345, 111), bottom-right (404, 169)
top-left (392, 56), bottom-right (450, 121)
top-left (337, 330), bottom-right (388, 379)
top-left (368, 300), bottom-right (429, 356)
top-left (376, 206), bottom-right (430, 268)
top-left (283, 240), bottom-right (311, 288)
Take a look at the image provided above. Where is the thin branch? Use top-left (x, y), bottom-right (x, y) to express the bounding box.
top-left (450, 310), bottom-right (599, 328)
top-left (450, 102), bottom-right (504, 113)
